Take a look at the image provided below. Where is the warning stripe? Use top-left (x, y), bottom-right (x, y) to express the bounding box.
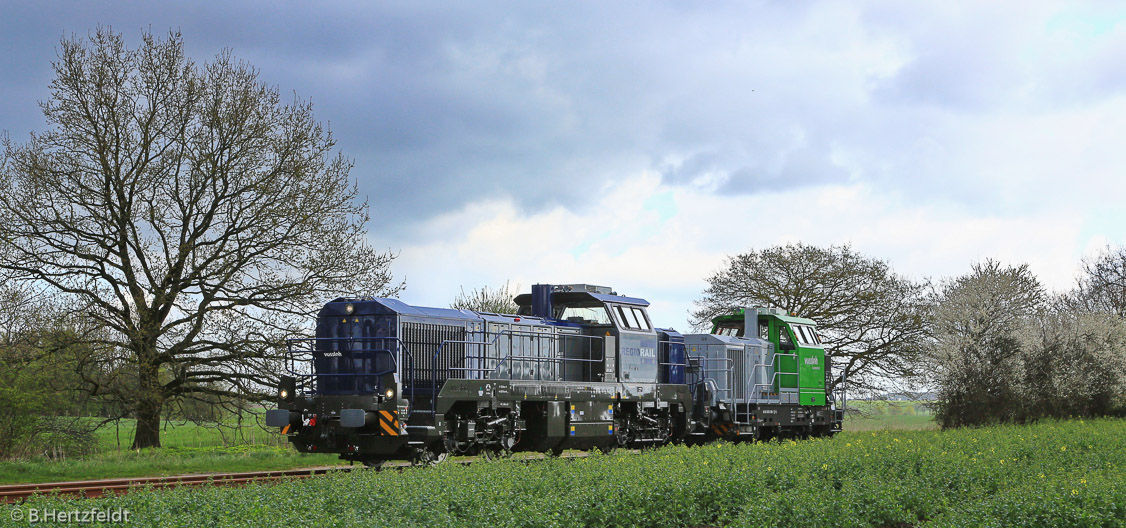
top-left (710, 423), bottom-right (731, 436)
top-left (379, 410), bottom-right (400, 436)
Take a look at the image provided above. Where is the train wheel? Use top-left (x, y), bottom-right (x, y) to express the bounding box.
top-left (361, 459), bottom-right (385, 470)
top-left (410, 447), bottom-right (448, 466)
top-left (548, 446), bottom-right (565, 457)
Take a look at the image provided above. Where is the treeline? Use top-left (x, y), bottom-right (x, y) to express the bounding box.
top-left (0, 287), bottom-right (251, 459)
top-left (929, 259), bottom-right (1126, 427)
top-left (696, 244), bottom-right (1126, 428)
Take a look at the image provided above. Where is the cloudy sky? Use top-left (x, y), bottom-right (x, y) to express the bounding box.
top-left (3, 1), bottom-right (1125, 329)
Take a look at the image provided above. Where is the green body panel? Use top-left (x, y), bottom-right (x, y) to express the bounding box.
top-left (798, 349), bottom-right (826, 406)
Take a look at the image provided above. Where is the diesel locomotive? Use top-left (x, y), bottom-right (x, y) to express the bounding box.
top-left (266, 284), bottom-right (844, 466)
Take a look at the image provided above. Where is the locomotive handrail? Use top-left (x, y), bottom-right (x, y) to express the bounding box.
top-left (688, 354), bottom-right (736, 405)
top-left (750, 351), bottom-right (799, 402)
top-left (284, 336), bottom-right (417, 418)
top-left (285, 337), bottom-right (398, 394)
top-left (427, 329), bottom-right (607, 410)
top-left (657, 358), bottom-right (692, 384)
top-left (657, 338), bottom-right (690, 384)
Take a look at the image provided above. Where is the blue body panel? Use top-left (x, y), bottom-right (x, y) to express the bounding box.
top-left (658, 328), bottom-right (687, 384)
top-left (309, 290), bottom-right (672, 395)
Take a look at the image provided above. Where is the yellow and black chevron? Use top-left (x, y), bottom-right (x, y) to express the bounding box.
top-left (710, 422), bottom-right (732, 437)
top-left (378, 410), bottom-right (400, 436)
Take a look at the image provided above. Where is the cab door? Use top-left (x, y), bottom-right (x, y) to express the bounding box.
top-left (792, 324), bottom-right (826, 406)
top-left (771, 320), bottom-right (799, 394)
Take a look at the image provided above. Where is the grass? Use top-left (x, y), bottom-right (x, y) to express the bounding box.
top-left (0, 446), bottom-right (346, 485)
top-left (90, 418), bottom-right (288, 451)
top-left (843, 400), bottom-right (938, 431)
top-left (1, 402), bottom-right (935, 485)
top-left (8, 418), bottom-right (1123, 527)
top-left (0, 418), bottom-right (346, 485)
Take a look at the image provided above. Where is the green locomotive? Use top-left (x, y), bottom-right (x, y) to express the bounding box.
top-left (692, 307), bottom-right (843, 441)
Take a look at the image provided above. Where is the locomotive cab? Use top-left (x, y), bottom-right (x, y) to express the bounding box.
top-left (514, 284), bottom-right (660, 384)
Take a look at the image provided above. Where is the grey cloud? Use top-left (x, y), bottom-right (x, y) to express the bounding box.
top-left (3, 1), bottom-right (1124, 240)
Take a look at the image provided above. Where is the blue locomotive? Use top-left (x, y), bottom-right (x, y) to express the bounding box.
top-left (266, 284), bottom-right (842, 466)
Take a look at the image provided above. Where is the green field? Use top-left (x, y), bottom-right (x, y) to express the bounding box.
top-left (1, 402), bottom-right (937, 485)
top-left (843, 401), bottom-right (937, 431)
top-left (89, 418), bottom-right (288, 451)
top-left (6, 418), bottom-right (1123, 527)
top-left (0, 418), bottom-right (346, 485)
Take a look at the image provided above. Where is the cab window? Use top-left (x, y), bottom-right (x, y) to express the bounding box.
top-left (794, 325), bottom-right (810, 345)
top-left (557, 304), bottom-right (612, 325)
top-left (715, 325), bottom-right (740, 337)
top-left (615, 305), bottom-right (637, 328)
top-left (778, 325), bottom-right (794, 349)
top-left (611, 304), bottom-right (651, 331)
top-left (791, 324), bottom-right (822, 346)
top-left (631, 307), bottom-right (651, 330)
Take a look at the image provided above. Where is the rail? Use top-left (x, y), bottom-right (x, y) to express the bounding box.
top-left (0, 468), bottom-right (352, 504)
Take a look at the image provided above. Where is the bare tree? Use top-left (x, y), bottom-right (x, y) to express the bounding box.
top-left (1073, 246), bottom-right (1126, 316)
top-left (451, 281), bottom-right (520, 314)
top-left (692, 243), bottom-right (931, 394)
top-left (0, 29), bottom-right (400, 448)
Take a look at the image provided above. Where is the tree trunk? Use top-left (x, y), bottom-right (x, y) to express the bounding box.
top-left (132, 401), bottom-right (163, 449)
top-left (131, 350), bottom-right (164, 449)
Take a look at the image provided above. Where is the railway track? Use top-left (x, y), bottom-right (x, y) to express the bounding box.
top-left (0, 450), bottom-right (611, 504)
top-left (0, 467), bottom-right (355, 504)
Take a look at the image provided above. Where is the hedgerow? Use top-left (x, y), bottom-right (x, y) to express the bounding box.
top-left (8, 419), bottom-right (1125, 527)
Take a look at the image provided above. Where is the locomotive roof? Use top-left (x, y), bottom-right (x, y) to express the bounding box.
top-left (512, 291), bottom-right (650, 307)
top-left (712, 308), bottom-right (817, 327)
top-left (321, 297), bottom-right (476, 320)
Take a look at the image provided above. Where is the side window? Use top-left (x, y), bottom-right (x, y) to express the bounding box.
top-left (611, 305), bottom-right (652, 331)
top-left (778, 325), bottom-right (793, 347)
top-left (716, 326), bottom-right (740, 337)
top-left (631, 307), bottom-right (651, 330)
top-left (609, 305), bottom-right (623, 327)
top-left (615, 305), bottom-right (636, 329)
top-left (795, 325), bottom-right (810, 345)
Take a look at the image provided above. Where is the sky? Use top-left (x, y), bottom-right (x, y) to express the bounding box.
top-left (2, 1), bottom-right (1125, 330)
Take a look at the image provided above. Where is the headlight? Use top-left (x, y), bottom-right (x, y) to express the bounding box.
top-left (345, 303), bottom-right (354, 315)
top-left (385, 388), bottom-right (394, 399)
top-left (279, 389), bottom-right (288, 400)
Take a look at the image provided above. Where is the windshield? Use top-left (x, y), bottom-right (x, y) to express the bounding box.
top-left (714, 325), bottom-right (741, 337)
top-left (556, 304), bottom-right (613, 325)
top-left (791, 324), bottom-right (822, 346)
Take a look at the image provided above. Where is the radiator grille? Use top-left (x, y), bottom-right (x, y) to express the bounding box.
top-left (401, 322), bottom-right (467, 388)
